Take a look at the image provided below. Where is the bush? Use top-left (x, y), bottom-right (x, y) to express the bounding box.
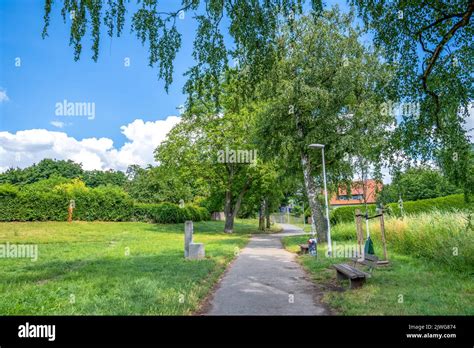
top-left (0, 183), bottom-right (19, 197)
top-left (0, 183), bottom-right (210, 223)
top-left (291, 205), bottom-right (303, 216)
top-left (329, 194), bottom-right (473, 224)
top-left (0, 183), bottom-right (134, 221)
top-left (386, 194), bottom-right (473, 217)
top-left (71, 185), bottom-right (134, 221)
top-left (330, 204), bottom-right (377, 225)
top-left (133, 203), bottom-right (209, 223)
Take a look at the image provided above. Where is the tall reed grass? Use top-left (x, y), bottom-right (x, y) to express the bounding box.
top-left (331, 210), bottom-right (473, 272)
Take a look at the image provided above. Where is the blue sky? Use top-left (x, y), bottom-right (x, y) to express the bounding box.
top-left (0, 0), bottom-right (349, 173)
top-left (0, 0), bottom-right (197, 146)
top-left (5, 0), bottom-right (454, 178)
top-left (0, 0), bottom-right (217, 171)
top-left (0, 0), bottom-right (348, 140)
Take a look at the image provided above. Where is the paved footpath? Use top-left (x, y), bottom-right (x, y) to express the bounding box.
top-left (205, 224), bottom-right (330, 315)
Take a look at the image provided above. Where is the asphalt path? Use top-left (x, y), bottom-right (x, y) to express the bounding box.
top-left (205, 224), bottom-right (330, 315)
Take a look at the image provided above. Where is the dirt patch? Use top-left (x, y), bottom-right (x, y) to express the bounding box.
top-left (296, 258), bottom-right (334, 315)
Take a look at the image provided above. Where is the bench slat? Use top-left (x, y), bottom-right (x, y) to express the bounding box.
top-left (333, 264), bottom-right (370, 279)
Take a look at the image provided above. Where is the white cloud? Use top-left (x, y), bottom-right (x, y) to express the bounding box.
top-left (0, 116), bottom-right (180, 173)
top-left (0, 89), bottom-right (9, 103)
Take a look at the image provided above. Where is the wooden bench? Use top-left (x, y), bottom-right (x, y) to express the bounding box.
top-left (299, 244), bottom-right (309, 254)
top-left (332, 263), bottom-right (371, 289)
top-left (333, 254), bottom-right (379, 289)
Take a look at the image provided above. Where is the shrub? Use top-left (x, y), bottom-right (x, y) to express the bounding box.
top-left (20, 176), bottom-right (71, 193)
top-left (0, 183), bottom-right (19, 197)
top-left (133, 203), bottom-right (209, 223)
top-left (0, 182), bottom-right (210, 223)
top-left (330, 204), bottom-right (377, 225)
top-left (0, 184), bottom-right (134, 222)
top-left (71, 185), bottom-right (134, 221)
top-left (386, 194), bottom-right (473, 217)
top-left (291, 205), bottom-right (303, 216)
top-left (329, 194), bottom-right (473, 224)
top-left (133, 203), bottom-right (156, 223)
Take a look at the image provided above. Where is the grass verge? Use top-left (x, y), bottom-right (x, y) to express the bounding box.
top-left (282, 234), bottom-right (474, 315)
top-left (0, 219), bottom-right (259, 315)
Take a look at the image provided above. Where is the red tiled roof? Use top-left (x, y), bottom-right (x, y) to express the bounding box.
top-left (329, 179), bottom-right (382, 206)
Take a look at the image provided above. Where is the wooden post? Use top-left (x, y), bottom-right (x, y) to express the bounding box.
top-left (380, 211), bottom-right (388, 261)
top-left (68, 206), bottom-right (73, 223)
top-left (355, 209), bottom-right (363, 257)
top-left (68, 199), bottom-right (75, 223)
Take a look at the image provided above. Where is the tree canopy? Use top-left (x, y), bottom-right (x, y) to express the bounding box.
top-left (351, 0), bottom-right (474, 198)
top-left (379, 166), bottom-right (462, 203)
top-left (0, 159), bottom-right (126, 188)
top-left (253, 9), bottom-right (394, 238)
top-left (42, 0), bottom-right (322, 99)
top-left (37, 1), bottom-right (474, 231)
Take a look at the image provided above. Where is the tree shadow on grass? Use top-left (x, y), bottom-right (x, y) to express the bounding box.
top-left (0, 251), bottom-right (229, 315)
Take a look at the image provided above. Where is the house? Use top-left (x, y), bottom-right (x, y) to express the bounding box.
top-left (329, 179), bottom-right (382, 207)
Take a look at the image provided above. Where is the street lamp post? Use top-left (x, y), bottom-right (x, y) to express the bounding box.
top-left (309, 144), bottom-right (332, 256)
top-left (302, 201), bottom-right (305, 228)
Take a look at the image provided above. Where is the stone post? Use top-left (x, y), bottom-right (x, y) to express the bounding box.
top-left (184, 221), bottom-right (193, 258)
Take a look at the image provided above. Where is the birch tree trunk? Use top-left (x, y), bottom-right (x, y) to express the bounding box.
top-left (301, 151), bottom-right (327, 242)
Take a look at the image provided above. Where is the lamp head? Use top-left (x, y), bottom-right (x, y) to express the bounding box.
top-left (309, 143), bottom-right (325, 149)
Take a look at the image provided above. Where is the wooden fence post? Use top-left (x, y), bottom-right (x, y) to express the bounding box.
top-left (68, 200), bottom-right (75, 223)
top-left (380, 211), bottom-right (388, 261)
top-left (355, 209), bottom-right (363, 257)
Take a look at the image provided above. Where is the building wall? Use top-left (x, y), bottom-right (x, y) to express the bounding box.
top-left (329, 180), bottom-right (382, 206)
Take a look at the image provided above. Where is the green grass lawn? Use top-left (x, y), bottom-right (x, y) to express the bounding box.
top-left (0, 219), bottom-right (263, 315)
top-left (282, 236), bottom-right (474, 315)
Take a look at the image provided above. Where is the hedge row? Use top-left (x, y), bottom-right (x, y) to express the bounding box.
top-left (385, 194), bottom-right (473, 217)
top-left (330, 204), bottom-right (377, 225)
top-left (330, 194), bottom-right (473, 224)
top-left (133, 203), bottom-right (210, 223)
top-left (0, 184), bottom-right (209, 223)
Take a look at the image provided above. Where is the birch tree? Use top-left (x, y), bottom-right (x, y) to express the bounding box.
top-left (255, 9), bottom-right (394, 241)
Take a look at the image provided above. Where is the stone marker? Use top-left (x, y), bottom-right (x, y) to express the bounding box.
top-left (184, 220), bottom-right (205, 260)
top-left (184, 221), bottom-right (193, 258)
top-left (188, 242), bottom-right (205, 260)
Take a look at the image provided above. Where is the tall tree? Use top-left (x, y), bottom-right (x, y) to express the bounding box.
top-left (254, 9), bottom-right (394, 241)
top-left (154, 102), bottom-right (259, 232)
top-left (379, 166), bottom-right (462, 203)
top-left (351, 0), bottom-right (474, 200)
top-left (83, 169), bottom-right (127, 187)
top-left (0, 159), bottom-right (84, 185)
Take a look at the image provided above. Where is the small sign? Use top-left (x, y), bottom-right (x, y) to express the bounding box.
top-left (69, 200), bottom-right (75, 209)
